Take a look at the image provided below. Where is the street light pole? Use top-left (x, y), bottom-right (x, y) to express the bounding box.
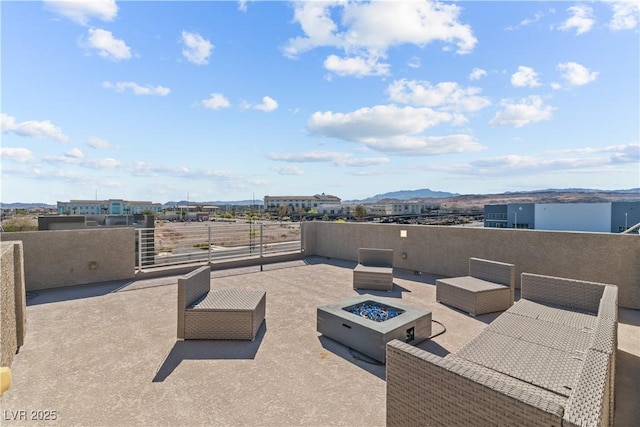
top-left (625, 212), bottom-right (628, 230)
top-left (514, 206), bottom-right (523, 229)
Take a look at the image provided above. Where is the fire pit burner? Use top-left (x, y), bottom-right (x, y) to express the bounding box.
top-left (317, 295), bottom-right (431, 363)
top-left (343, 300), bottom-right (404, 322)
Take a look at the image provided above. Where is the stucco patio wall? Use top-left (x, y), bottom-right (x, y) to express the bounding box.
top-left (6, 228), bottom-right (135, 291)
top-left (302, 222), bottom-right (640, 309)
top-left (1, 241), bottom-right (26, 368)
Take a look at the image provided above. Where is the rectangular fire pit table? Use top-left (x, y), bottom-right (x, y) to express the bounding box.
top-left (317, 295), bottom-right (431, 364)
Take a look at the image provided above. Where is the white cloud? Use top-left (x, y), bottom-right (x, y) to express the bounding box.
top-left (557, 62), bottom-right (599, 87)
top-left (283, 0), bottom-right (477, 77)
top-left (1, 147), bottom-right (36, 163)
top-left (469, 68), bottom-right (487, 81)
top-left (37, 154), bottom-right (245, 187)
top-left (66, 148), bottom-right (84, 159)
top-left (387, 79), bottom-right (491, 113)
top-left (87, 137), bottom-right (111, 149)
top-left (470, 154), bottom-right (608, 173)
top-left (128, 162), bottom-right (251, 193)
top-left (242, 96), bottom-right (279, 112)
top-left (341, 156), bottom-right (391, 167)
top-left (1, 113), bottom-right (70, 142)
top-left (407, 56), bottom-right (421, 69)
top-left (489, 95), bottom-right (554, 128)
top-left (608, 1), bottom-right (640, 30)
top-left (552, 142), bottom-right (640, 164)
top-left (267, 151), bottom-right (389, 167)
top-left (201, 93), bottom-right (231, 110)
top-left (2, 148), bottom-right (261, 196)
top-left (181, 31), bottom-right (213, 65)
top-left (307, 104), bottom-right (483, 155)
top-left (44, 0), bottom-right (118, 26)
top-left (103, 81), bottom-right (170, 96)
top-left (254, 96), bottom-right (279, 112)
top-left (81, 28), bottom-right (131, 61)
top-left (370, 134), bottom-right (484, 156)
top-left (520, 10), bottom-right (544, 27)
top-left (283, 1), bottom-right (343, 58)
top-left (324, 54), bottom-right (390, 77)
top-left (45, 154), bottom-right (121, 168)
top-left (269, 151), bottom-right (349, 163)
top-left (273, 165), bottom-right (304, 175)
top-left (309, 105), bottom-right (452, 139)
top-left (85, 158), bottom-right (121, 168)
top-left (558, 5), bottom-right (595, 35)
top-left (511, 66), bottom-right (541, 87)
top-left (437, 142), bottom-right (640, 177)
top-left (506, 10), bottom-right (545, 31)
top-left (238, 1), bottom-right (248, 13)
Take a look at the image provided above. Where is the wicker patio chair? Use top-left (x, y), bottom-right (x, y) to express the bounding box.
top-left (353, 248), bottom-right (394, 291)
top-left (177, 266), bottom-right (266, 341)
top-left (436, 257), bottom-right (515, 315)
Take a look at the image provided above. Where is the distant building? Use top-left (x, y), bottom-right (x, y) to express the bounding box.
top-left (263, 193), bottom-right (341, 212)
top-left (484, 202), bottom-right (640, 233)
top-left (57, 199), bottom-right (162, 216)
top-left (316, 203), bottom-right (352, 216)
top-left (485, 203), bottom-right (535, 229)
top-left (163, 205), bottom-right (220, 221)
top-left (366, 201), bottom-right (440, 216)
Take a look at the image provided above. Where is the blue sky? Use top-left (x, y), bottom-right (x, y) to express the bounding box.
top-left (1, 0), bottom-right (639, 204)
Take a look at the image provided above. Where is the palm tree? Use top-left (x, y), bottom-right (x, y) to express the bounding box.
top-left (354, 204), bottom-right (366, 222)
top-left (296, 207), bottom-right (306, 222)
top-left (277, 205), bottom-right (287, 225)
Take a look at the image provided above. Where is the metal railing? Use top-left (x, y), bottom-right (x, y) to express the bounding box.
top-left (136, 221), bottom-right (301, 272)
top-left (621, 222), bottom-right (640, 234)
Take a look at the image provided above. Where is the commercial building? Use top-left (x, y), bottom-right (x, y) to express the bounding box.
top-left (484, 202), bottom-right (640, 232)
top-left (366, 201), bottom-right (440, 216)
top-left (57, 199), bottom-right (162, 216)
top-left (263, 193), bottom-right (341, 212)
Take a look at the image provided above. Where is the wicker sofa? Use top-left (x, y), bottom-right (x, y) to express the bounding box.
top-left (177, 266), bottom-right (266, 341)
top-left (436, 257), bottom-right (515, 316)
top-left (353, 248), bottom-right (394, 291)
top-left (387, 273), bottom-right (618, 426)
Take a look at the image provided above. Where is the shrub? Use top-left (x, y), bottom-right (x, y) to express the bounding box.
top-left (1, 217), bottom-right (38, 232)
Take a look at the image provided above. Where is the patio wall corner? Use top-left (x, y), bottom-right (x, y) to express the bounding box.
top-left (1, 241), bottom-right (26, 368)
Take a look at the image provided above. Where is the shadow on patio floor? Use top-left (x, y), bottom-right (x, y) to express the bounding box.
top-left (153, 322), bottom-right (268, 382)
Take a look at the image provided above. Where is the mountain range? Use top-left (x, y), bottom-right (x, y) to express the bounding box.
top-left (2, 188), bottom-right (638, 209)
top-left (343, 188), bottom-right (459, 203)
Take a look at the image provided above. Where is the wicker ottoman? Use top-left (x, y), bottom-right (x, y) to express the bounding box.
top-left (184, 289), bottom-right (266, 341)
top-left (436, 277), bottom-right (511, 316)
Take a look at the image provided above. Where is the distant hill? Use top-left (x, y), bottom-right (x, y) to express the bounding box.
top-left (1, 202), bottom-right (56, 209)
top-left (505, 188), bottom-right (640, 195)
top-left (344, 188), bottom-right (459, 204)
top-left (443, 188), bottom-right (640, 209)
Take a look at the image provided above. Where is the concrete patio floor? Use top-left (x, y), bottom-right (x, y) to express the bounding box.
top-left (2, 257), bottom-right (639, 426)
